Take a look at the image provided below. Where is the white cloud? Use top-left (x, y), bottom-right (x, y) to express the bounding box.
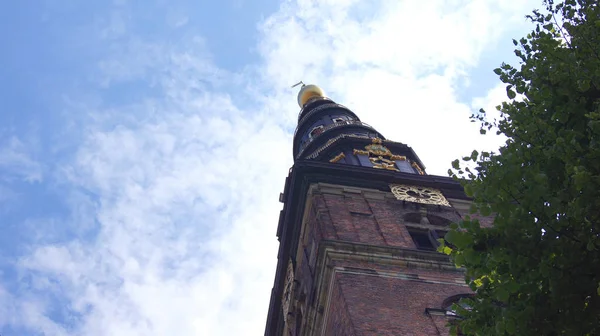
top-left (257, 0), bottom-right (537, 174)
top-left (11, 34), bottom-right (288, 335)
top-left (166, 8), bottom-right (189, 28)
top-left (470, 82), bottom-right (511, 147)
top-left (0, 136), bottom-right (42, 183)
top-left (4, 0), bottom-right (539, 335)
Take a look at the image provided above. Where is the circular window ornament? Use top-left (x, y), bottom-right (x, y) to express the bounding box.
top-left (390, 184), bottom-right (451, 206)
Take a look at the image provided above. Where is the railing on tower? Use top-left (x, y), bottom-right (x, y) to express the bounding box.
top-left (294, 103), bottom-right (357, 137)
top-left (297, 96), bottom-right (331, 120)
top-left (297, 120), bottom-right (376, 156)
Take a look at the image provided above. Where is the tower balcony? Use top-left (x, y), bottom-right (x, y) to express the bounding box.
top-left (297, 97), bottom-right (333, 121)
top-left (295, 120), bottom-right (381, 159)
top-left (294, 103), bottom-right (358, 138)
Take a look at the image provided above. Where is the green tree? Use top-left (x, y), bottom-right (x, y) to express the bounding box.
top-left (444, 0), bottom-right (600, 335)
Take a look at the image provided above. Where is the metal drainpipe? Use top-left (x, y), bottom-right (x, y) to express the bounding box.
top-left (425, 308), bottom-right (443, 336)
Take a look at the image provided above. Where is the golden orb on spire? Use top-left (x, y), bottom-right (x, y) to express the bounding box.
top-left (297, 84), bottom-right (325, 107)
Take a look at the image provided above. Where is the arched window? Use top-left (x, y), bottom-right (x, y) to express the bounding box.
top-left (403, 213), bottom-right (453, 251)
top-left (403, 213), bottom-right (422, 223)
top-left (406, 228), bottom-right (448, 251)
top-left (309, 125), bottom-right (324, 138)
top-left (442, 294), bottom-right (474, 317)
top-left (332, 116), bottom-right (346, 123)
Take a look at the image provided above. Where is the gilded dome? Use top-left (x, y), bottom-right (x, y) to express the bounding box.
top-left (297, 84), bottom-right (325, 107)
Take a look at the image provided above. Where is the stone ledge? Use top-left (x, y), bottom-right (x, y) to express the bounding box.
top-left (319, 239), bottom-right (464, 273)
top-left (307, 241), bottom-right (467, 336)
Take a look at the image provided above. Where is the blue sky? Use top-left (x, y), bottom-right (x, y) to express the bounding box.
top-left (1, 0), bottom-right (538, 335)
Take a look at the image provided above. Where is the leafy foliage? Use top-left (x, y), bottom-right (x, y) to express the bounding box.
top-left (443, 1), bottom-right (600, 334)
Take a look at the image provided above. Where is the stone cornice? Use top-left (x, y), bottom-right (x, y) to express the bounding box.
top-left (317, 240), bottom-right (465, 274)
top-left (306, 240), bottom-right (467, 336)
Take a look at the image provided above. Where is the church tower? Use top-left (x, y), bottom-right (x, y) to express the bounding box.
top-left (265, 85), bottom-right (473, 335)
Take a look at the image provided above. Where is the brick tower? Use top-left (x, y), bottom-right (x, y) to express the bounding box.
top-left (265, 85), bottom-right (472, 335)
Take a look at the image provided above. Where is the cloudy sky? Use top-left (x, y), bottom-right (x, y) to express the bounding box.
top-left (0, 0), bottom-right (538, 335)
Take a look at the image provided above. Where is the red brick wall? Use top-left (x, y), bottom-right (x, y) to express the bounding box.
top-left (325, 272), bottom-right (467, 336)
top-left (312, 191), bottom-right (462, 248)
top-left (429, 314), bottom-right (452, 336)
top-left (288, 185), bottom-right (470, 335)
top-left (324, 278), bottom-right (357, 336)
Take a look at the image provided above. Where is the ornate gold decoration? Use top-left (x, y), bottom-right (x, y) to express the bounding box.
top-left (411, 162), bottom-right (425, 175)
top-left (370, 156), bottom-right (399, 171)
top-left (389, 184), bottom-right (451, 206)
top-left (353, 149), bottom-right (369, 156)
top-left (365, 143), bottom-right (391, 156)
top-left (296, 84), bottom-right (326, 107)
top-left (390, 154), bottom-right (407, 161)
top-left (282, 260), bottom-right (295, 323)
top-left (329, 152), bottom-right (346, 163)
top-left (352, 138), bottom-right (410, 172)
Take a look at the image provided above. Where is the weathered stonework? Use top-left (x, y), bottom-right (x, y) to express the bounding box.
top-left (266, 88), bottom-right (480, 336)
top-left (279, 183), bottom-right (471, 336)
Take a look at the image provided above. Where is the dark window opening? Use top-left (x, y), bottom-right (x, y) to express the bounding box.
top-left (356, 154), bottom-right (373, 167)
top-left (332, 117), bottom-right (346, 123)
top-left (404, 213), bottom-right (422, 224)
top-left (430, 229), bottom-right (446, 242)
top-left (427, 215), bottom-right (452, 227)
top-left (396, 160), bottom-right (415, 173)
top-left (404, 213), bottom-right (453, 227)
top-left (408, 228), bottom-right (448, 251)
top-left (309, 125), bottom-right (324, 138)
top-left (408, 229), bottom-right (436, 251)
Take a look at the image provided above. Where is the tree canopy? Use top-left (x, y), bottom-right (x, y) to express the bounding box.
top-left (444, 0), bottom-right (600, 334)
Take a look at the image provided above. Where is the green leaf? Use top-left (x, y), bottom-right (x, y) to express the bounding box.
top-left (506, 281), bottom-right (520, 293)
top-left (443, 246), bottom-right (453, 255)
top-left (469, 204), bottom-right (478, 214)
top-left (587, 240), bottom-right (595, 251)
top-left (471, 150), bottom-right (479, 161)
top-left (480, 204), bottom-right (492, 216)
top-left (452, 159), bottom-right (460, 169)
top-left (507, 88), bottom-right (516, 99)
top-left (496, 321), bottom-right (506, 334)
top-left (578, 79), bottom-right (591, 92)
top-left (454, 253), bottom-right (465, 267)
top-left (445, 230), bottom-right (473, 249)
top-left (444, 3), bottom-right (600, 334)
top-left (497, 287), bottom-right (510, 302)
top-left (506, 318), bottom-right (516, 334)
top-left (463, 249), bottom-right (480, 264)
top-left (464, 184), bottom-right (474, 197)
